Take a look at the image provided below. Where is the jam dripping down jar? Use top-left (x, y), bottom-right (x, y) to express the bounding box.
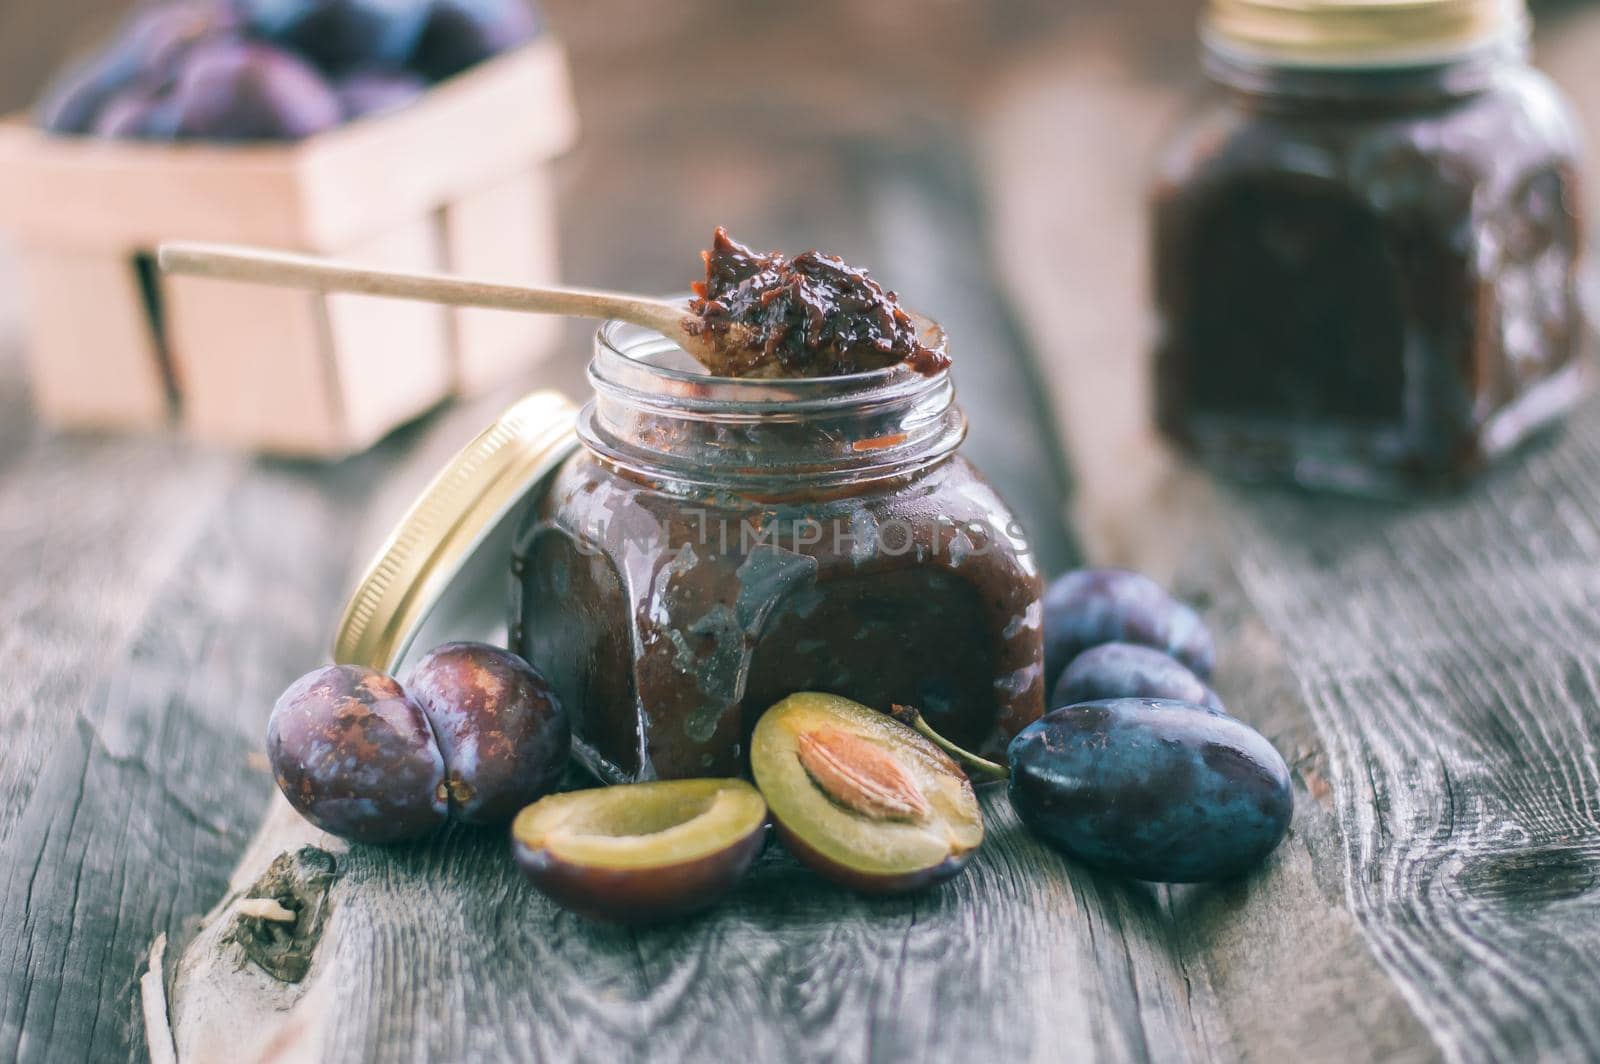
top-left (510, 320), bottom-right (1044, 784)
top-left (1152, 0), bottom-right (1589, 493)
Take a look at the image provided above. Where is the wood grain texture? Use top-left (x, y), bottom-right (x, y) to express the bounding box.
top-left (1221, 461), bottom-right (1600, 1063)
top-left (272, 791), bottom-right (1223, 1064)
top-left (980, 9), bottom-right (1600, 1064)
top-left (5, 0), bottom-right (1600, 1060)
top-left (0, 421), bottom-right (350, 1061)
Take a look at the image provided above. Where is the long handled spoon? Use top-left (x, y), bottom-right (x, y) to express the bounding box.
top-left (156, 240), bottom-right (737, 370)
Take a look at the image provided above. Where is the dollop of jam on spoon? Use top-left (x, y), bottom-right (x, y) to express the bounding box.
top-left (157, 227), bottom-right (951, 380)
top-left (685, 227), bottom-right (950, 379)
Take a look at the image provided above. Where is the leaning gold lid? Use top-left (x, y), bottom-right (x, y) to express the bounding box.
top-left (1205, 0), bottom-right (1527, 66)
top-left (333, 390), bottom-right (579, 674)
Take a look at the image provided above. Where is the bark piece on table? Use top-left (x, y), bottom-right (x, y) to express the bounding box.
top-left (222, 844), bottom-right (340, 983)
top-left (166, 800), bottom-right (348, 1063)
top-left (140, 935), bottom-right (178, 1064)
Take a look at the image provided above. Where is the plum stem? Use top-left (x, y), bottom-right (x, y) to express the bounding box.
top-left (890, 705), bottom-right (1010, 782)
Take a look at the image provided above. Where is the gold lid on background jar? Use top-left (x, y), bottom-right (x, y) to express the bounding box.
top-left (1205, 0), bottom-right (1528, 66)
top-left (333, 390), bottom-right (578, 674)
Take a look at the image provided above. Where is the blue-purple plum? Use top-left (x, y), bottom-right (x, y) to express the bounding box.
top-left (1042, 568), bottom-right (1215, 690)
top-left (1008, 698), bottom-right (1291, 882)
top-left (164, 40), bottom-right (342, 140)
top-left (91, 86), bottom-right (182, 139)
top-left (409, 0), bottom-right (539, 81)
top-left (1052, 642), bottom-right (1224, 712)
top-left (407, 642), bottom-right (568, 825)
top-left (334, 69), bottom-right (426, 119)
top-left (267, 664), bottom-right (447, 844)
top-left (33, 0), bottom-right (236, 134)
top-left (236, 0), bottom-right (432, 72)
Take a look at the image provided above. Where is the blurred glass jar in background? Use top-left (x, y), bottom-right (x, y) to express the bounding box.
top-left (1152, 0), bottom-right (1588, 493)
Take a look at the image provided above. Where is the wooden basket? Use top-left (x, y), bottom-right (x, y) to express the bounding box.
top-left (0, 38), bottom-right (577, 457)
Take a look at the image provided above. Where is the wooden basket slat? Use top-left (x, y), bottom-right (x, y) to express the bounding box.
top-left (15, 242), bottom-right (170, 429)
top-left (442, 167), bottom-right (562, 394)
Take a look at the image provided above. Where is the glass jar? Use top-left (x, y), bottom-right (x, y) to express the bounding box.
top-left (1153, 0), bottom-right (1588, 493)
top-left (510, 321), bottom-right (1044, 784)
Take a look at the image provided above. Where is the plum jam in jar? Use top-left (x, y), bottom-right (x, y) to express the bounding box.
top-left (1153, 0), bottom-right (1588, 492)
top-left (510, 320), bottom-right (1044, 784)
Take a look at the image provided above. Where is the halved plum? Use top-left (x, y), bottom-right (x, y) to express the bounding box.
top-left (750, 693), bottom-right (983, 895)
top-left (511, 779), bottom-right (767, 923)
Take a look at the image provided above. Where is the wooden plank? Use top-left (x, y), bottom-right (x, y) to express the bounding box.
top-left (6, 3), bottom-right (1600, 1061)
top-left (979, 14), bottom-right (1600, 1063)
top-left (1222, 451), bottom-right (1600, 1062)
top-left (0, 369), bottom-right (303, 1062)
top-left (0, 474), bottom-right (352, 1062)
top-left (1133, 499), bottom-right (1441, 1064)
top-left (0, 324), bottom-right (523, 1061)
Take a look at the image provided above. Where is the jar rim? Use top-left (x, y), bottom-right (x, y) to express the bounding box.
top-left (1200, 24), bottom-right (1523, 101)
top-left (580, 309), bottom-right (966, 492)
top-left (591, 307), bottom-right (951, 416)
top-left (1202, 0), bottom-right (1528, 69)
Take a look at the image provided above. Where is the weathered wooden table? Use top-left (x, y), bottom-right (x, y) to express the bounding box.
top-left (5, 3), bottom-right (1600, 1061)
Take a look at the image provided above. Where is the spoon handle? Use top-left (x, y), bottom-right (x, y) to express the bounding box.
top-left (157, 241), bottom-right (690, 338)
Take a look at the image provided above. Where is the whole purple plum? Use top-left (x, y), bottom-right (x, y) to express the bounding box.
top-left (1008, 698), bottom-right (1292, 882)
top-left (409, 0), bottom-right (539, 82)
top-left (237, 0), bottom-right (433, 72)
top-left (1052, 642), bottom-right (1225, 712)
top-left (267, 664), bottom-right (447, 844)
top-left (165, 40), bottom-right (343, 140)
top-left (91, 86), bottom-right (182, 139)
top-left (407, 642), bottom-right (568, 825)
top-left (1042, 568), bottom-right (1215, 690)
top-left (33, 0), bottom-right (237, 134)
top-left (334, 69), bottom-right (427, 119)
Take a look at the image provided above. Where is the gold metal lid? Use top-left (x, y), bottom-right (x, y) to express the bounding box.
top-left (1205, 0), bottom-right (1527, 66)
top-left (333, 390), bottom-right (579, 674)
